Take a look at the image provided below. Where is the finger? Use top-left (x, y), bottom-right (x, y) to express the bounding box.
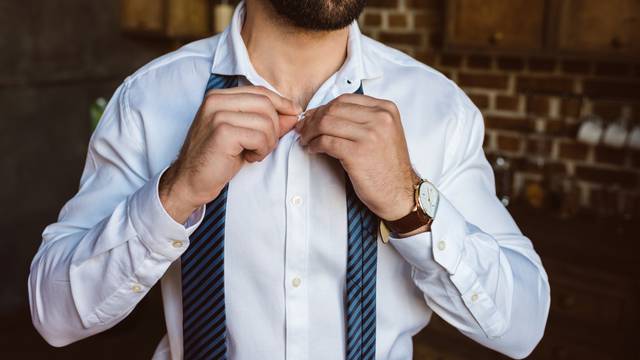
top-left (333, 93), bottom-right (399, 119)
top-left (305, 134), bottom-right (356, 161)
top-left (206, 85), bottom-right (302, 115)
top-left (333, 93), bottom-right (383, 107)
top-left (298, 114), bottom-right (369, 146)
top-left (203, 92), bottom-right (280, 134)
top-left (215, 123), bottom-right (272, 161)
top-left (279, 114), bottom-right (298, 138)
top-left (211, 111), bottom-right (277, 149)
top-left (321, 102), bottom-right (380, 124)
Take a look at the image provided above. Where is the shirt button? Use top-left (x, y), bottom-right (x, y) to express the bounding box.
top-left (292, 277), bottom-right (302, 288)
top-left (437, 240), bottom-right (446, 251)
top-left (471, 293), bottom-right (479, 302)
top-left (131, 284), bottom-right (143, 293)
top-left (171, 240), bottom-right (184, 248)
top-left (290, 195), bottom-right (303, 206)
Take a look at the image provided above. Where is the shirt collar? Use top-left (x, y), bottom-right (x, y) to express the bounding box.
top-left (210, 0), bottom-right (383, 85)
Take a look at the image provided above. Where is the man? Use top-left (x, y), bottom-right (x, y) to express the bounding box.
top-left (28, 0), bottom-right (550, 359)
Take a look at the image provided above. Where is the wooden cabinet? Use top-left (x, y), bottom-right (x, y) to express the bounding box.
top-left (445, 0), bottom-right (547, 51)
top-left (555, 0), bottom-right (640, 55)
top-left (444, 0), bottom-right (640, 57)
top-left (121, 0), bottom-right (210, 39)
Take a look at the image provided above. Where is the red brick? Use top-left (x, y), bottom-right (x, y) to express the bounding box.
top-left (594, 146), bottom-right (627, 165)
top-left (592, 101), bottom-right (624, 120)
top-left (468, 93), bottom-right (490, 110)
top-left (377, 32), bottom-right (422, 46)
top-left (575, 166), bottom-right (638, 188)
top-left (439, 53), bottom-right (462, 67)
top-left (558, 141), bottom-right (589, 160)
top-left (388, 14), bottom-right (407, 28)
top-left (363, 13), bottom-right (382, 27)
top-left (484, 115), bottom-right (533, 132)
top-left (458, 73), bottom-right (509, 90)
top-left (517, 76), bottom-right (574, 94)
top-left (546, 120), bottom-right (579, 137)
top-left (561, 60), bottom-right (592, 74)
top-left (415, 51), bottom-right (437, 66)
top-left (496, 134), bottom-right (522, 152)
top-left (467, 55), bottom-right (492, 69)
top-left (526, 95), bottom-right (550, 116)
top-left (497, 56), bottom-right (525, 71)
top-left (406, 0), bottom-right (443, 10)
top-left (367, 0), bottom-right (398, 8)
top-left (413, 13), bottom-right (436, 28)
top-left (561, 97), bottom-right (583, 117)
top-left (595, 62), bottom-right (632, 77)
top-left (496, 95), bottom-right (520, 111)
top-left (428, 32), bottom-right (444, 48)
top-left (522, 160), bottom-right (567, 175)
top-left (583, 79), bottom-right (640, 101)
top-left (528, 57), bottom-right (556, 72)
top-left (526, 138), bottom-right (553, 157)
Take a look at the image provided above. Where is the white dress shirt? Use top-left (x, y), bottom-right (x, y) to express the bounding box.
top-left (28, 2), bottom-right (550, 359)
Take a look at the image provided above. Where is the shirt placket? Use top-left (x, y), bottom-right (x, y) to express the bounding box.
top-left (284, 122), bottom-right (310, 360)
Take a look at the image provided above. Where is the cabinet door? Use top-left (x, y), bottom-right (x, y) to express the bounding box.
top-left (445, 0), bottom-right (547, 51)
top-left (120, 0), bottom-right (210, 39)
top-left (556, 0), bottom-right (640, 55)
top-left (121, 0), bottom-right (165, 34)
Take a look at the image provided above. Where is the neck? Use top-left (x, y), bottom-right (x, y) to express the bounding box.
top-left (242, 0), bottom-right (350, 110)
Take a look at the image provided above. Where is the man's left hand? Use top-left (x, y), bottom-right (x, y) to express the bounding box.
top-left (295, 93), bottom-right (418, 221)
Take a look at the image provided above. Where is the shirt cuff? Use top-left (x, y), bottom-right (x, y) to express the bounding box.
top-left (387, 194), bottom-right (467, 274)
top-left (387, 195), bottom-right (507, 338)
top-left (128, 167), bottom-right (205, 260)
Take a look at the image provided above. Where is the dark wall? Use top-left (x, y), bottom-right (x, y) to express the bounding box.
top-left (1, 1), bottom-right (172, 357)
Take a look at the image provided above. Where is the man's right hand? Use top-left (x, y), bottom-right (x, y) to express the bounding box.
top-left (159, 85), bottom-right (301, 223)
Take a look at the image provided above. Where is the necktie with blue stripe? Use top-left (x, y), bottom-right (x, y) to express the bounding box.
top-left (181, 73), bottom-right (379, 360)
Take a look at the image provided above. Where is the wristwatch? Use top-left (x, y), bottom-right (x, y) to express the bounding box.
top-left (381, 178), bottom-right (439, 240)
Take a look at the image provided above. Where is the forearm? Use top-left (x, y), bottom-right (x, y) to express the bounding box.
top-left (28, 170), bottom-right (203, 346)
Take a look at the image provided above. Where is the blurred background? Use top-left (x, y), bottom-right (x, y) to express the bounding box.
top-left (1, 0), bottom-right (639, 358)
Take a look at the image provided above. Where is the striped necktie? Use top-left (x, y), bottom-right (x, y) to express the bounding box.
top-left (181, 73), bottom-right (379, 360)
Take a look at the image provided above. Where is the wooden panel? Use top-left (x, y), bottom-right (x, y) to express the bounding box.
top-left (120, 0), bottom-right (165, 34)
top-left (165, 0), bottom-right (210, 39)
top-left (446, 0), bottom-right (546, 51)
top-left (557, 0), bottom-right (640, 55)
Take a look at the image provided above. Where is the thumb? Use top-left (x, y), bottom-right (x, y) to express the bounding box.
top-left (278, 114), bottom-right (298, 138)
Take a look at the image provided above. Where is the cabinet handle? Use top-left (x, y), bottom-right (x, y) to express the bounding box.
top-left (489, 31), bottom-right (504, 45)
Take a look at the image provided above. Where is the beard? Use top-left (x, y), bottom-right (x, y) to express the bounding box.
top-left (266, 0), bottom-right (367, 31)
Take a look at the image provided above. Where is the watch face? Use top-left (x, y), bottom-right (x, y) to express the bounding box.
top-left (418, 181), bottom-right (439, 218)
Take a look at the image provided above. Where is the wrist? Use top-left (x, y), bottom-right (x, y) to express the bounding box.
top-left (381, 170), bottom-right (421, 221)
top-left (159, 165), bottom-right (205, 224)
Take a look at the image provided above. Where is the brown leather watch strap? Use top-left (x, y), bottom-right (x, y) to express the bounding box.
top-left (382, 206), bottom-right (432, 236)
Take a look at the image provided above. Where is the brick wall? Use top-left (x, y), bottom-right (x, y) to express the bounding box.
top-left (359, 0), bottom-right (640, 212)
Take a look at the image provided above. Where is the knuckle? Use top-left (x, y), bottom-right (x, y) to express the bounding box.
top-left (336, 93), bottom-right (351, 102)
top-left (254, 85), bottom-right (269, 93)
top-left (254, 94), bottom-right (272, 108)
top-left (215, 122), bottom-right (233, 135)
top-left (325, 101), bottom-right (341, 114)
top-left (365, 129), bottom-right (378, 142)
top-left (376, 108), bottom-right (395, 125)
top-left (204, 93), bottom-right (221, 107)
top-left (316, 116), bottom-right (330, 132)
